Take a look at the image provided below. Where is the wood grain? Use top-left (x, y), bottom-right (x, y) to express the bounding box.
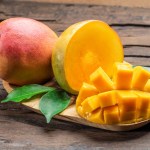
top-left (7, 0), bottom-right (150, 8)
top-left (1, 0), bottom-right (150, 48)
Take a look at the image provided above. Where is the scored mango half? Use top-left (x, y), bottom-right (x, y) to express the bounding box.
top-left (76, 62), bottom-right (150, 124)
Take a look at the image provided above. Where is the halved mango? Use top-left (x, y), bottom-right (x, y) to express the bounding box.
top-left (76, 63), bottom-right (150, 125)
top-left (52, 20), bottom-right (123, 94)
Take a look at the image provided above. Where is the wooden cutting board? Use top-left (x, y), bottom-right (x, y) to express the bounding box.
top-left (2, 80), bottom-right (150, 131)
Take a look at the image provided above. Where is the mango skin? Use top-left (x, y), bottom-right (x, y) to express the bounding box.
top-left (0, 18), bottom-right (58, 85)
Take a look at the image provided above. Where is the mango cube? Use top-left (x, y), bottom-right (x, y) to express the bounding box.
top-left (119, 110), bottom-right (136, 123)
top-left (76, 82), bottom-right (99, 107)
top-left (81, 95), bottom-right (100, 113)
top-left (134, 91), bottom-right (150, 111)
top-left (90, 67), bottom-right (114, 92)
top-left (144, 79), bottom-right (150, 92)
top-left (132, 66), bottom-right (150, 90)
top-left (98, 90), bottom-right (117, 108)
top-left (116, 91), bottom-right (138, 111)
top-left (136, 110), bottom-right (150, 121)
top-left (87, 108), bottom-right (104, 124)
top-left (103, 105), bottom-right (119, 124)
top-left (113, 62), bottom-right (133, 89)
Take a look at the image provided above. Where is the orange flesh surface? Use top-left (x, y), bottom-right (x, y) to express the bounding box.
top-left (64, 21), bottom-right (123, 92)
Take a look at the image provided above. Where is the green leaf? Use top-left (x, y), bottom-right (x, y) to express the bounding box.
top-left (2, 84), bottom-right (55, 103)
top-left (39, 89), bottom-right (70, 123)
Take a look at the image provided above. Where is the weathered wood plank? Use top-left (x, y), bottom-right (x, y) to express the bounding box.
top-left (1, 1), bottom-right (150, 47)
top-left (124, 57), bottom-right (150, 66)
top-left (7, 0), bottom-right (150, 8)
top-left (0, 1), bottom-right (150, 25)
top-left (124, 46), bottom-right (150, 57)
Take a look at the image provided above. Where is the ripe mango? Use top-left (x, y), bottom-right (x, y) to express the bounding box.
top-left (0, 18), bottom-right (58, 85)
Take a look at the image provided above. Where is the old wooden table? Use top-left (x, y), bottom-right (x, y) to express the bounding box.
top-left (0, 0), bottom-right (150, 149)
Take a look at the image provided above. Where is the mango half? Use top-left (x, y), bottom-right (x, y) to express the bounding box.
top-left (76, 63), bottom-right (150, 124)
top-left (52, 20), bottom-right (123, 94)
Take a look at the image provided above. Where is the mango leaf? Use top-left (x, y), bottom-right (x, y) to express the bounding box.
top-left (2, 84), bottom-right (55, 103)
top-left (39, 89), bottom-right (70, 123)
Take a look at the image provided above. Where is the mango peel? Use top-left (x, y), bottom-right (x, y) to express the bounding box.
top-left (76, 63), bottom-right (150, 124)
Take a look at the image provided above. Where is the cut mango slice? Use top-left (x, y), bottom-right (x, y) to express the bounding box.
top-left (132, 66), bottom-right (150, 90)
top-left (81, 95), bottom-right (100, 113)
top-left (113, 62), bottom-right (133, 89)
top-left (119, 110), bottom-right (136, 123)
top-left (76, 62), bottom-right (150, 125)
top-left (90, 67), bottom-right (114, 92)
top-left (76, 82), bottom-right (99, 107)
top-left (116, 91), bottom-right (138, 111)
top-left (103, 105), bottom-right (120, 124)
top-left (87, 108), bottom-right (104, 124)
top-left (98, 91), bottom-right (116, 108)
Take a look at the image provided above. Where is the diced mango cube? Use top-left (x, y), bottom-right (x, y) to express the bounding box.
top-left (134, 91), bottom-right (150, 111)
top-left (81, 95), bottom-right (100, 113)
top-left (116, 91), bottom-right (138, 111)
top-left (113, 63), bottom-right (133, 89)
top-left (76, 82), bottom-right (99, 107)
top-left (144, 79), bottom-right (150, 92)
top-left (90, 67), bottom-right (114, 92)
top-left (98, 91), bottom-right (117, 108)
top-left (103, 105), bottom-right (119, 124)
top-left (136, 109), bottom-right (150, 121)
top-left (119, 108), bottom-right (136, 123)
top-left (132, 66), bottom-right (150, 90)
top-left (87, 108), bottom-right (104, 124)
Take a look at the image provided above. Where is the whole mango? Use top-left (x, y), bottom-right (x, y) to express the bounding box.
top-left (0, 18), bottom-right (58, 85)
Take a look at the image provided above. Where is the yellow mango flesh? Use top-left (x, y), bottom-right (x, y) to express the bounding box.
top-left (76, 82), bottom-right (99, 107)
top-left (87, 108), bottom-right (104, 124)
top-left (76, 63), bottom-right (150, 124)
top-left (81, 95), bottom-right (100, 113)
top-left (52, 20), bottom-right (123, 94)
top-left (98, 91), bottom-right (117, 108)
top-left (113, 63), bottom-right (133, 89)
top-left (104, 105), bottom-right (120, 124)
top-left (90, 67), bottom-right (114, 92)
top-left (132, 66), bottom-right (150, 90)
